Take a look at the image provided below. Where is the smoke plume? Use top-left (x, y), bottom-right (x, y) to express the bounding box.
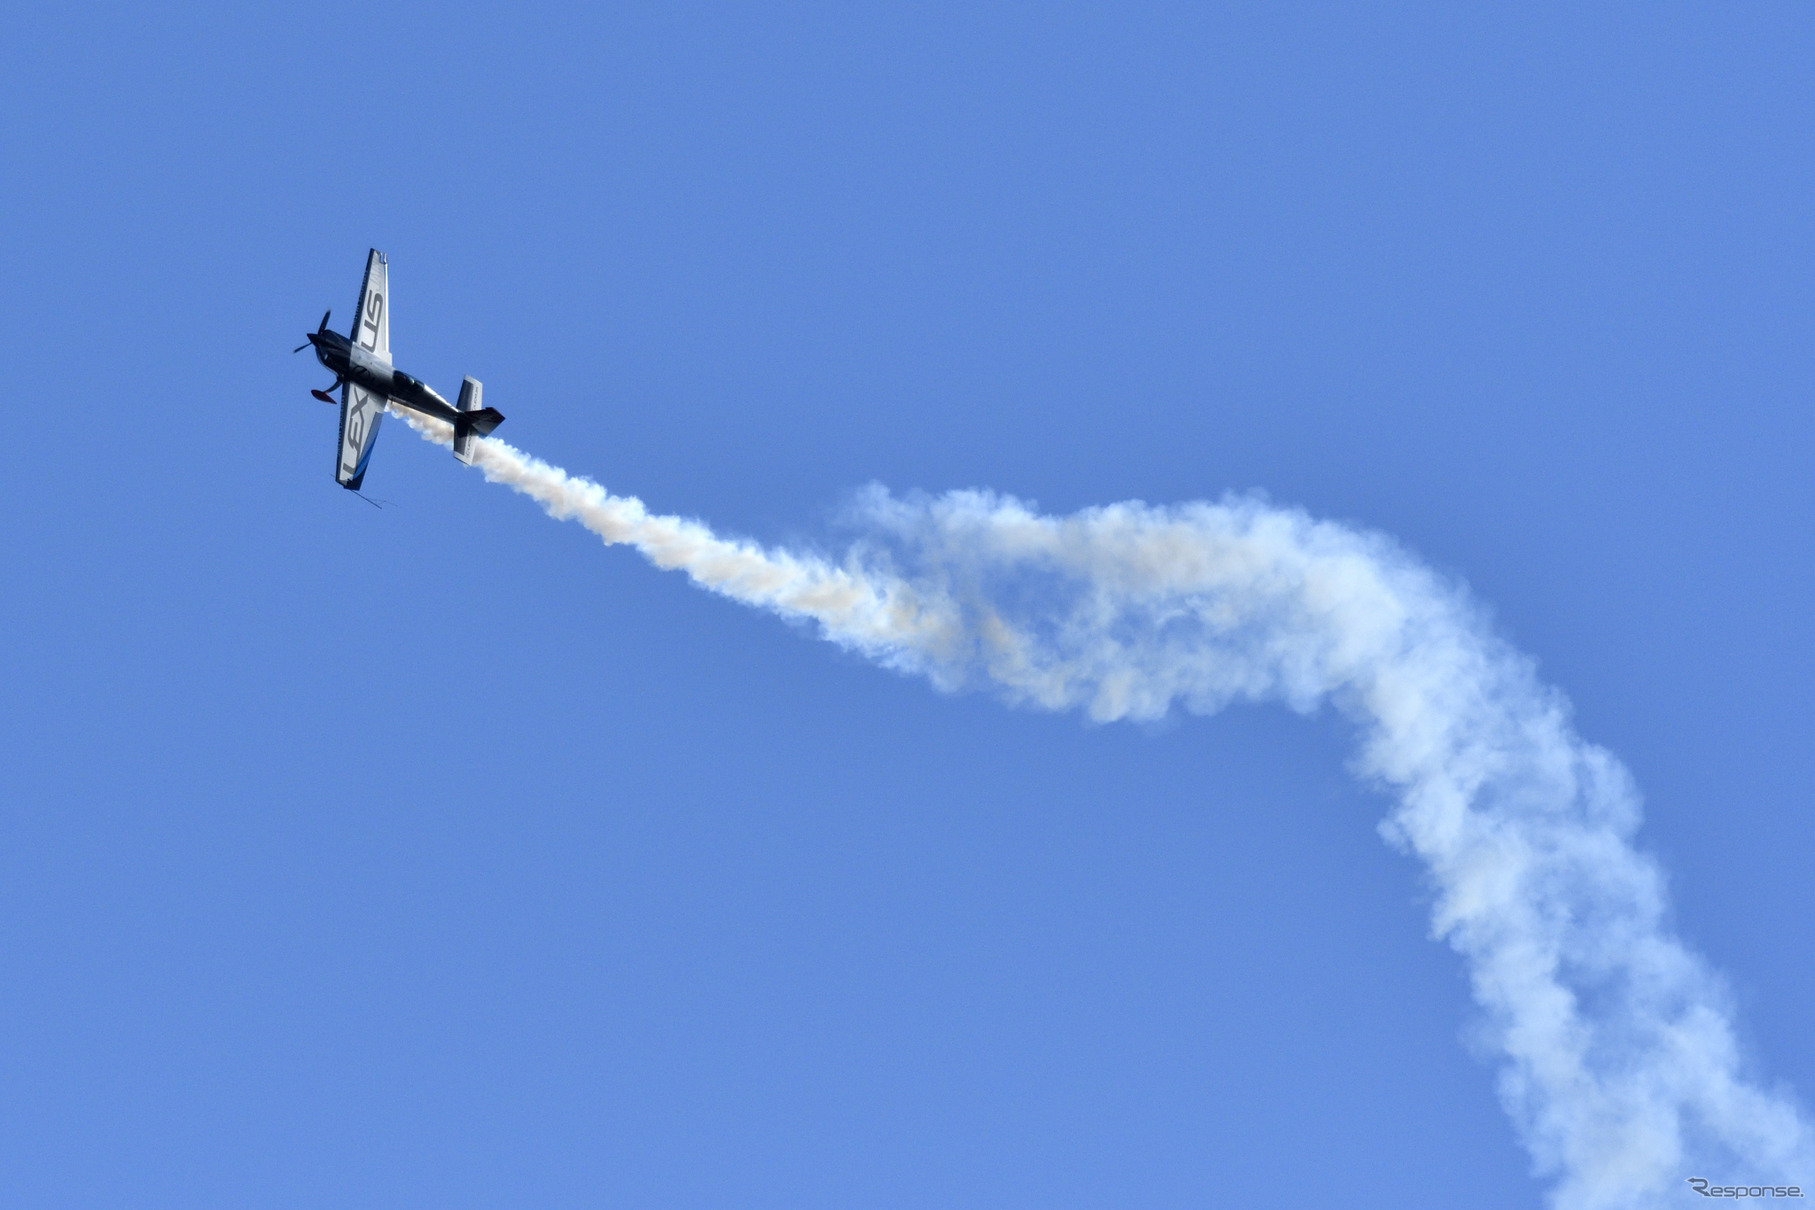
top-left (396, 409), bottom-right (1809, 1208)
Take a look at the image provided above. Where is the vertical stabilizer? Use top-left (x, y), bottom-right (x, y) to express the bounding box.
top-left (453, 377), bottom-right (483, 465)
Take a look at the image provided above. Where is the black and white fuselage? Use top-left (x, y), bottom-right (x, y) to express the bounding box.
top-left (307, 326), bottom-right (462, 423)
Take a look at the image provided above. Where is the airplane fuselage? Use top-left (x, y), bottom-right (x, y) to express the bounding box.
top-left (307, 327), bottom-right (461, 424)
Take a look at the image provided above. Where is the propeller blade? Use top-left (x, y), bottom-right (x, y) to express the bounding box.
top-left (292, 342), bottom-right (309, 353)
top-left (319, 309), bottom-right (331, 334)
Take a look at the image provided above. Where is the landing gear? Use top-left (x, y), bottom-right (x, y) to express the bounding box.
top-left (310, 380), bottom-right (342, 404)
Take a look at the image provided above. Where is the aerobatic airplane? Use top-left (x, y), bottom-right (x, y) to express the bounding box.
top-left (295, 249), bottom-right (505, 490)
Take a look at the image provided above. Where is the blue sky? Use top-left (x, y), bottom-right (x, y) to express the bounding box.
top-left (2, 4), bottom-right (1812, 1206)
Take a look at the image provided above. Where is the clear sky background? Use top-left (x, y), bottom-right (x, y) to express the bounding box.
top-left (2, 4), bottom-right (1812, 1207)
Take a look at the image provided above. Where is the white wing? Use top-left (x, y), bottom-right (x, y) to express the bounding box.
top-left (335, 382), bottom-right (386, 489)
top-left (353, 248), bottom-right (389, 359)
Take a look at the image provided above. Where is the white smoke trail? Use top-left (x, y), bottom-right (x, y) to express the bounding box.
top-left (397, 408), bottom-right (1809, 1208)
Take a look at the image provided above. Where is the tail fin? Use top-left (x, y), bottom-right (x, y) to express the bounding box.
top-left (452, 377), bottom-right (503, 464)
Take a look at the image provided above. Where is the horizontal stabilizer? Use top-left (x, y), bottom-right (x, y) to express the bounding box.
top-left (453, 377), bottom-right (503, 464)
top-left (464, 407), bottom-right (505, 436)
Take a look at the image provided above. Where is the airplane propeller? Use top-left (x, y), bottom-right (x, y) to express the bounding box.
top-left (292, 309), bottom-right (332, 353)
top-left (296, 310), bottom-right (340, 401)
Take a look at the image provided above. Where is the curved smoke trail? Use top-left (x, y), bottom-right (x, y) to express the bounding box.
top-left (397, 409), bottom-right (1807, 1209)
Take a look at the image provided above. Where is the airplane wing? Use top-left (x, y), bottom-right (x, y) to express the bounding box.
top-left (337, 249), bottom-right (389, 489)
top-left (353, 248), bottom-right (389, 358)
top-left (335, 381), bottom-right (385, 490)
